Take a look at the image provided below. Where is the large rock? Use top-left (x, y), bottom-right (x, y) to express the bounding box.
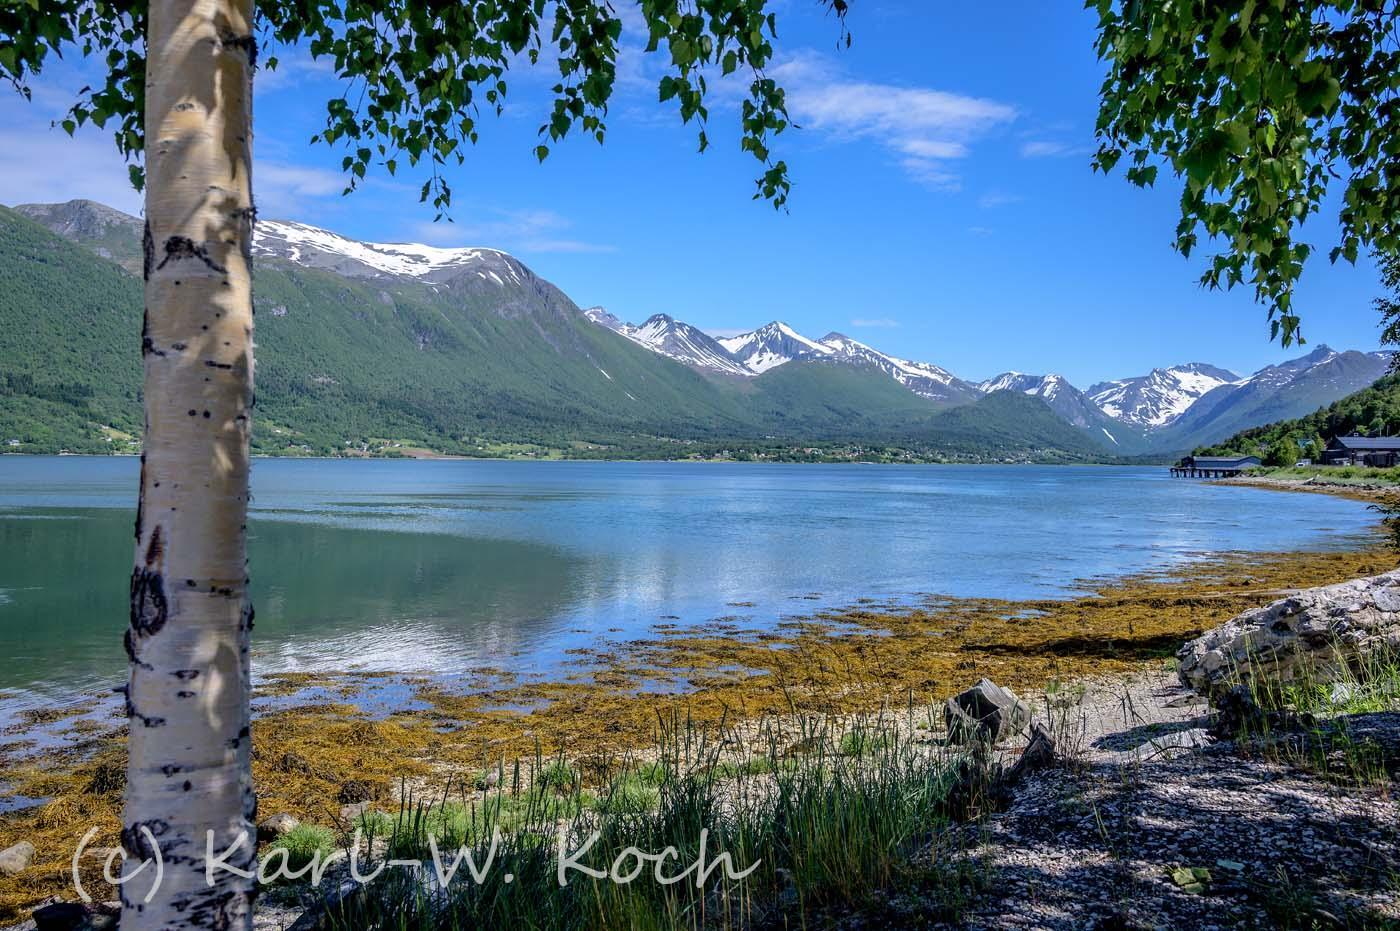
top-left (258, 812), bottom-right (301, 843)
top-left (945, 678), bottom-right (1031, 744)
top-left (1178, 569), bottom-right (1400, 694)
top-left (0, 840), bottom-right (35, 876)
top-left (32, 901), bottom-right (120, 931)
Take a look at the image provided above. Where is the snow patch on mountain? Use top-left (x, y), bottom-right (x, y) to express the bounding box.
top-left (581, 309), bottom-right (753, 377)
top-left (719, 322), bottom-right (834, 374)
top-left (977, 372), bottom-right (1070, 400)
top-left (623, 314), bottom-right (753, 377)
top-left (1087, 364), bottom-right (1240, 428)
top-left (253, 219), bottom-right (521, 283)
top-left (819, 333), bottom-right (974, 402)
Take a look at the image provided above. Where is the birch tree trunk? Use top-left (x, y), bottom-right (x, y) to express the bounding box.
top-left (124, 0), bottom-right (257, 926)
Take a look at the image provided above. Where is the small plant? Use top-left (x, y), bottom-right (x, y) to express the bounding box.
top-left (838, 727), bottom-right (889, 757)
top-left (536, 759), bottom-right (579, 794)
top-left (1222, 646), bottom-right (1400, 785)
top-left (266, 824), bottom-right (335, 873)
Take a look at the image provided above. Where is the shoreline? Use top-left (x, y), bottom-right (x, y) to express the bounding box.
top-left (1, 528), bottom-right (1393, 921)
top-left (1215, 471), bottom-right (1399, 502)
top-left (1, 451), bottom-right (1172, 466)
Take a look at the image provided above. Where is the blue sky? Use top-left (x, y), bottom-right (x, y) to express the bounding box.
top-left (0, 1), bottom-right (1386, 387)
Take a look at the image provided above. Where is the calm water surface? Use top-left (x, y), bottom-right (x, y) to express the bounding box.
top-left (0, 456), bottom-right (1377, 705)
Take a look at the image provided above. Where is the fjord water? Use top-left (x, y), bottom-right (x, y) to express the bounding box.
top-left (0, 456), bottom-right (1377, 704)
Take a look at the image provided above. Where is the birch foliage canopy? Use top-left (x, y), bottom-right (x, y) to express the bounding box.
top-left (1090, 0), bottom-right (1400, 345)
top-left (2, 0), bottom-right (850, 212)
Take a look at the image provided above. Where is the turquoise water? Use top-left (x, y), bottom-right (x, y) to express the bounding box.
top-left (0, 456), bottom-right (1377, 704)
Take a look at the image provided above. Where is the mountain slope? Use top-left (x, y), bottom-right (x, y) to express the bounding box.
top-left (588, 311), bottom-right (752, 378)
top-left (1087, 363), bottom-right (1239, 428)
top-left (0, 206), bottom-right (144, 452)
top-left (13, 199), bottom-right (145, 275)
top-left (719, 321), bottom-right (834, 374)
top-left (2, 203), bottom-right (762, 454)
top-left (1152, 347), bottom-right (1393, 452)
top-left (2, 200), bottom-right (1105, 461)
top-left (911, 390), bottom-right (1111, 462)
top-left (817, 333), bottom-right (979, 406)
top-left (975, 372), bottom-right (1149, 451)
top-left (1194, 372), bottom-right (1400, 457)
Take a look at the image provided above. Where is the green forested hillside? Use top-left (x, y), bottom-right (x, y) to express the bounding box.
top-left (0, 209), bottom-right (144, 452)
top-left (1195, 373), bottom-right (1400, 463)
top-left (910, 390), bottom-right (1110, 462)
top-left (0, 204), bottom-right (1110, 461)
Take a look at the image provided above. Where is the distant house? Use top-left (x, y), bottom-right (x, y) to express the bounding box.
top-left (1171, 455), bottom-right (1262, 477)
top-left (1322, 435), bottom-right (1400, 467)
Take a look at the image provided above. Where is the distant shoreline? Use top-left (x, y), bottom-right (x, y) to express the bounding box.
top-left (1, 450), bottom-right (1170, 466)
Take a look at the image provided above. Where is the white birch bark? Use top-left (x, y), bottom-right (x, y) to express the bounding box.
top-left (124, 0), bottom-right (257, 926)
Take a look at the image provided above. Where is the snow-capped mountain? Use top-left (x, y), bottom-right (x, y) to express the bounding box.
top-left (718, 322), bottom-right (835, 374)
top-left (1087, 363), bottom-right (1240, 428)
top-left (244, 220), bottom-right (1400, 451)
top-left (817, 333), bottom-right (979, 404)
top-left (977, 372), bottom-right (1128, 442)
top-left (19, 197), bottom-right (1396, 462)
top-left (1158, 346), bottom-right (1394, 446)
top-left (253, 219), bottom-right (529, 285)
top-left (587, 310), bottom-right (753, 378)
top-left (583, 306), bottom-right (627, 331)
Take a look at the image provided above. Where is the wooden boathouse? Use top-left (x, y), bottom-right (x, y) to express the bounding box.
top-left (1170, 455), bottom-right (1262, 478)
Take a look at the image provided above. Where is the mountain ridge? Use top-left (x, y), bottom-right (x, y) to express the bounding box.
top-left (5, 198), bottom-right (1392, 461)
top-left (0, 200), bottom-right (1100, 461)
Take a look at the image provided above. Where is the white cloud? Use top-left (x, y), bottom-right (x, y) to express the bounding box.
top-left (770, 54), bottom-right (1016, 189)
top-left (256, 50), bottom-right (337, 93)
top-left (978, 191), bottom-right (1022, 209)
top-left (896, 139), bottom-right (970, 160)
top-left (258, 162), bottom-right (347, 202)
top-left (899, 158), bottom-right (961, 192)
top-left (851, 318), bottom-right (899, 328)
top-left (1019, 140), bottom-right (1087, 159)
top-left (0, 117), bottom-right (143, 214)
top-left (410, 207), bottom-right (613, 254)
top-left (612, 48), bottom-right (1015, 191)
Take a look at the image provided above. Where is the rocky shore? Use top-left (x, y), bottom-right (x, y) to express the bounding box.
top-left (1218, 470), bottom-right (1400, 501)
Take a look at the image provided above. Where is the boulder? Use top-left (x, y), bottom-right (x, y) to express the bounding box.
top-left (1178, 569), bottom-right (1400, 695)
top-left (0, 840), bottom-right (35, 876)
top-left (339, 801), bottom-right (373, 822)
top-left (944, 678), bottom-right (1031, 744)
top-left (257, 812), bottom-right (300, 843)
top-left (335, 779), bottom-right (375, 804)
top-left (32, 900), bottom-right (119, 931)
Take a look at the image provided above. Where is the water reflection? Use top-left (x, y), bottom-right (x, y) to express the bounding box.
top-left (0, 456), bottom-right (1379, 704)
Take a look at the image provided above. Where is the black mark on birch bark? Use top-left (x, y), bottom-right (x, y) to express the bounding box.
top-left (141, 310), bottom-right (165, 357)
top-left (130, 567), bottom-right (168, 637)
top-left (123, 630), bottom-right (153, 670)
top-left (144, 525), bottom-right (164, 567)
top-left (135, 454), bottom-right (146, 541)
top-left (120, 819), bottom-right (169, 861)
top-left (157, 236), bottom-right (229, 273)
top-left (220, 32), bottom-right (258, 68)
top-left (124, 692), bottom-right (166, 728)
top-left (142, 221), bottom-right (154, 281)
